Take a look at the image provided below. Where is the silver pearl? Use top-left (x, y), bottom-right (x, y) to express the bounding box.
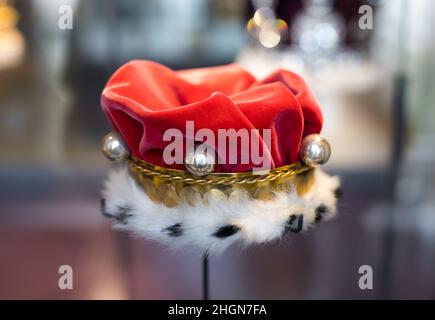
top-left (102, 131), bottom-right (129, 161)
top-left (185, 148), bottom-right (216, 176)
top-left (299, 134), bottom-right (331, 167)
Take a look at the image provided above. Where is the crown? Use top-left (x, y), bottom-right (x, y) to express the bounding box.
top-left (99, 61), bottom-right (340, 251)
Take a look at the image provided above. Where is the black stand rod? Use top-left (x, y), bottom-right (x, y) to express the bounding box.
top-left (202, 252), bottom-right (209, 300)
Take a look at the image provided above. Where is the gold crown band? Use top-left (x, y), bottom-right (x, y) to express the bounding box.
top-left (129, 156), bottom-right (311, 186)
top-left (128, 157), bottom-right (316, 208)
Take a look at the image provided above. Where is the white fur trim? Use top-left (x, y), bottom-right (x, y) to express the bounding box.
top-left (101, 166), bottom-right (340, 253)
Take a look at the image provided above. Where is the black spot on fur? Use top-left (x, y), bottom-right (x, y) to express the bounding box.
top-left (214, 225), bottom-right (240, 238)
top-left (315, 205), bottom-right (328, 223)
top-left (163, 223), bottom-right (183, 237)
top-left (100, 198), bottom-right (114, 218)
top-left (100, 200), bottom-right (133, 224)
top-left (283, 214), bottom-right (304, 235)
top-left (114, 206), bottom-right (133, 224)
top-left (334, 187), bottom-right (343, 200)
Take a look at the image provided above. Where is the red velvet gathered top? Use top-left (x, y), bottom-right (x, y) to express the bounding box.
top-left (101, 60), bottom-right (322, 173)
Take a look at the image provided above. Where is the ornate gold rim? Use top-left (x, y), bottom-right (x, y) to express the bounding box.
top-left (127, 157), bottom-right (316, 207)
top-left (128, 156), bottom-right (311, 186)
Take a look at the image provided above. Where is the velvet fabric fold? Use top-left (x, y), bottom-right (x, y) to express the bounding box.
top-left (101, 60), bottom-right (322, 173)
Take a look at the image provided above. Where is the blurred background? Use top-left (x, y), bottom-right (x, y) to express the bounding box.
top-left (1, 0), bottom-right (435, 299)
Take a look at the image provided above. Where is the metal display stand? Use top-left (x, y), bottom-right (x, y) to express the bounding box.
top-left (202, 252), bottom-right (209, 300)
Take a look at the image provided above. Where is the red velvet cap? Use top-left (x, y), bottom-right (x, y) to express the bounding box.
top-left (101, 60), bottom-right (322, 173)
